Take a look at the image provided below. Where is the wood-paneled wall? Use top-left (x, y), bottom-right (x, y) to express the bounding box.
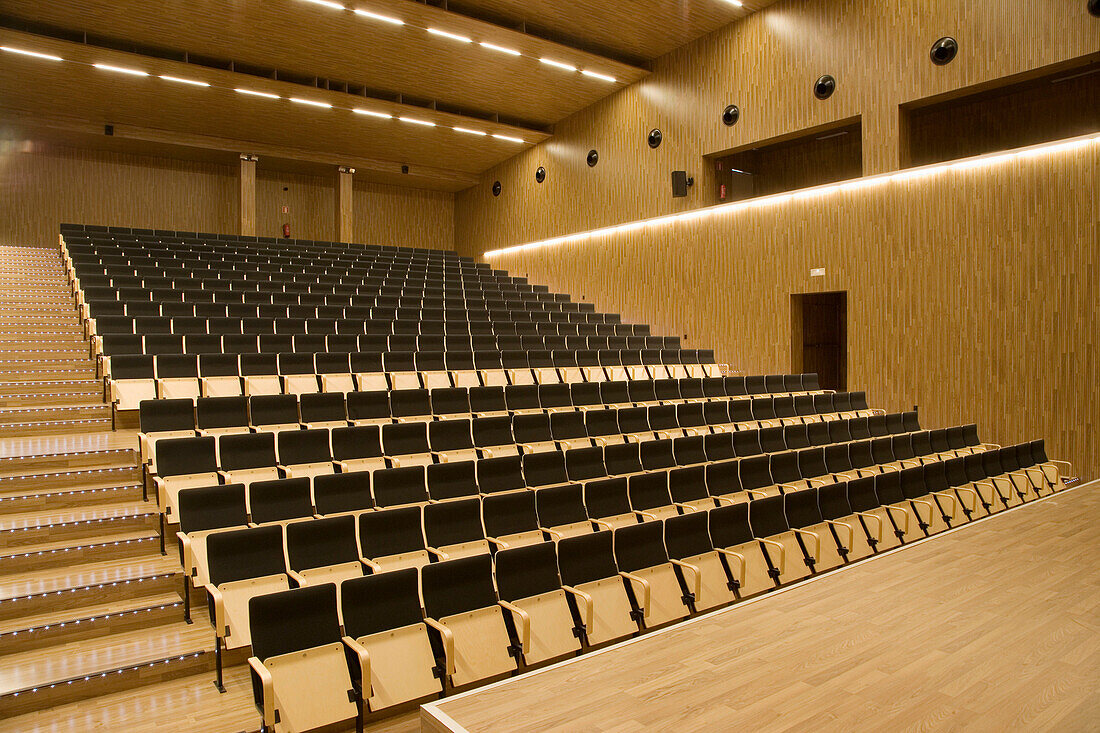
top-left (488, 143), bottom-right (1100, 479)
top-left (0, 143), bottom-right (454, 250)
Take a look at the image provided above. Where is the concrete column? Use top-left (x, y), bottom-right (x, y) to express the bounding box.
top-left (239, 154), bottom-right (258, 237)
top-left (335, 166), bottom-right (355, 243)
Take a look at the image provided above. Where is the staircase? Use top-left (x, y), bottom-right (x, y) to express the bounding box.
top-left (0, 245), bottom-right (212, 720)
top-left (0, 246), bottom-right (110, 436)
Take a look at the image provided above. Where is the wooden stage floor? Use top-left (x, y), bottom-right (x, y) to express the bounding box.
top-left (425, 482), bottom-right (1100, 733)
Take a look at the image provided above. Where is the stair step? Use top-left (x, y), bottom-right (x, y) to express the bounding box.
top-left (0, 480), bottom-right (143, 513)
top-left (0, 622), bottom-right (211, 717)
top-left (0, 431), bottom-right (138, 459)
top-left (0, 555), bottom-right (181, 621)
top-left (0, 530), bottom-right (160, 574)
top-left (0, 381), bottom-right (101, 397)
top-left (0, 500), bottom-right (158, 546)
top-left (0, 448), bottom-right (136, 476)
top-left (0, 463), bottom-right (140, 491)
top-left (0, 405), bottom-right (111, 426)
top-left (0, 393), bottom-right (104, 408)
top-left (0, 591), bottom-right (184, 656)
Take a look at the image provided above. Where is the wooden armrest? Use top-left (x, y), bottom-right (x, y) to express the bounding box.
top-left (204, 584), bottom-right (228, 638)
top-left (486, 536), bottom-right (510, 550)
top-left (499, 601), bottom-right (531, 653)
top-left (389, 456), bottom-right (405, 468)
top-left (360, 557), bottom-right (383, 573)
top-left (636, 510), bottom-right (658, 521)
top-left (758, 538), bottom-right (785, 573)
top-left (930, 491), bottom-right (957, 512)
top-left (287, 569), bottom-right (308, 587)
top-left (824, 520), bottom-right (854, 549)
top-left (1049, 459), bottom-right (1073, 470)
top-left (669, 559), bottom-right (702, 598)
top-left (248, 656), bottom-right (277, 727)
top-left (807, 478), bottom-right (831, 488)
top-left (619, 571), bottom-right (651, 617)
top-left (423, 619), bottom-right (455, 676)
top-left (883, 504), bottom-right (909, 533)
top-left (745, 489), bottom-right (768, 499)
top-left (561, 585), bottom-right (594, 631)
top-left (716, 496), bottom-right (737, 506)
top-left (715, 548), bottom-right (746, 589)
top-left (480, 447), bottom-right (497, 459)
top-left (674, 502), bottom-right (698, 513)
top-left (542, 527), bottom-right (564, 541)
top-left (342, 636), bottom-right (371, 699)
top-left (592, 519), bottom-right (614, 531)
top-left (791, 528), bottom-right (820, 561)
top-left (176, 532), bottom-right (193, 575)
top-left (426, 547), bottom-right (450, 560)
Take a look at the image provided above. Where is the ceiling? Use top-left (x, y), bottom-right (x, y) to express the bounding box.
top-left (0, 0), bottom-right (765, 190)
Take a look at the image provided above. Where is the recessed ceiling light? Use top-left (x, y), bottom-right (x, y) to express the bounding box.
top-left (353, 108), bottom-right (392, 119)
top-left (453, 127), bottom-right (488, 136)
top-left (581, 70), bottom-right (616, 82)
top-left (353, 9), bottom-right (404, 25)
top-left (479, 42), bottom-right (520, 56)
top-left (722, 0), bottom-right (744, 6)
top-left (300, 0), bottom-right (345, 9)
top-left (399, 116), bottom-right (436, 127)
top-left (539, 58), bottom-right (577, 72)
top-left (427, 28), bottom-right (472, 43)
top-left (492, 134), bottom-right (524, 143)
top-left (93, 63), bottom-right (148, 76)
top-left (236, 88), bottom-right (280, 99)
top-left (290, 97), bottom-right (333, 108)
top-left (159, 75), bottom-right (210, 87)
top-left (0, 46), bottom-right (63, 61)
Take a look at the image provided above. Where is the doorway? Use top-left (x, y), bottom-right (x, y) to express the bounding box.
top-left (791, 292), bottom-right (847, 392)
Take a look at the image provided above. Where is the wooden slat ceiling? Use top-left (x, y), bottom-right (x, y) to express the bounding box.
top-left (439, 0), bottom-right (778, 65)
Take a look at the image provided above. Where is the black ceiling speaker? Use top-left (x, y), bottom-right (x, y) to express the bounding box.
top-left (535, 166), bottom-right (546, 183)
top-left (722, 104), bottom-right (740, 126)
top-left (647, 129), bottom-right (663, 148)
top-left (814, 75), bottom-right (836, 100)
top-left (491, 180), bottom-right (501, 196)
top-left (586, 149), bottom-right (599, 167)
top-left (1089, 0), bottom-right (1099, 17)
top-left (930, 37), bottom-right (958, 65)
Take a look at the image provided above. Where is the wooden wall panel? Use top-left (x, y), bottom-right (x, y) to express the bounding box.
top-left (0, 143), bottom-right (236, 248)
top-left (352, 182), bottom-right (455, 251)
top-left (455, 0), bottom-right (1098, 256)
top-left (488, 145), bottom-right (1100, 479)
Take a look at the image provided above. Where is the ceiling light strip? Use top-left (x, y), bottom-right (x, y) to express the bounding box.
top-left (539, 58), bottom-right (577, 72)
top-left (236, 88), bottom-right (280, 98)
top-left (353, 8), bottom-right (404, 25)
top-left (454, 127), bottom-right (488, 136)
top-left (289, 97), bottom-right (333, 108)
top-left (480, 42), bottom-right (521, 56)
top-left (92, 63), bottom-right (148, 76)
top-left (483, 133), bottom-right (1100, 258)
top-left (0, 46), bottom-right (63, 61)
top-left (427, 28), bottom-right (472, 43)
top-left (159, 75), bottom-right (210, 87)
top-left (353, 108), bottom-right (392, 118)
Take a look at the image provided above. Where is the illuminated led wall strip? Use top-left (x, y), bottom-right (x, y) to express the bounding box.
top-left (484, 132), bottom-right (1100, 258)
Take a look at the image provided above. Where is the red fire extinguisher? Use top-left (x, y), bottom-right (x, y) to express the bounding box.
top-left (719, 184), bottom-right (727, 200)
top-left (282, 223), bottom-right (291, 238)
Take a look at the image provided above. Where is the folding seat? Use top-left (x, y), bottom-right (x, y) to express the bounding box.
top-left (542, 412), bottom-right (586, 453)
top-left (535, 383), bottom-right (572, 414)
top-left (422, 419), bottom-right (474, 463)
top-left (423, 497), bottom-right (490, 560)
top-left (503, 384), bottom-right (541, 416)
top-left (505, 413), bottom-right (551, 455)
top-left (739, 454), bottom-right (785, 499)
top-left (144, 334), bottom-right (185, 355)
top-left (313, 471), bottom-right (374, 516)
top-left (384, 351), bottom-right (421, 391)
top-left (276, 428), bottom-right (334, 480)
top-left (585, 476), bottom-right (643, 530)
top-left (626, 379), bottom-right (660, 407)
top-left (1026, 439), bottom-right (1072, 492)
top-left (846, 439), bottom-right (885, 478)
top-left (372, 465), bottom-right (429, 508)
top-left (430, 387), bottom-right (471, 420)
top-left (568, 381), bottom-right (603, 412)
top-left (298, 392), bottom-right (349, 430)
top-left (444, 351), bottom-right (480, 389)
top-left (868, 470), bottom-right (928, 543)
top-left (672, 435), bottom-right (708, 467)
top-left (313, 351), bottom-right (354, 393)
top-left (597, 380), bottom-right (633, 410)
top-left (673, 401), bottom-right (710, 438)
top-left (205, 524), bottom-right (291, 666)
top-left (746, 494), bottom-right (816, 584)
top-left (782, 487), bottom-right (856, 573)
top-left (356, 506), bottom-right (428, 572)
top-left (574, 349), bottom-right (606, 383)
top-left (477, 490), bottom-right (542, 549)
top-left (980, 449), bottom-right (1025, 509)
top-left (248, 394), bottom-right (301, 434)
top-left (651, 378), bottom-right (683, 405)
top-left (837, 475), bottom-right (896, 552)
top-left (134, 315), bottom-right (173, 336)
top-left (108, 354), bottom-right (157, 411)
top-left (763, 374), bottom-right (788, 395)
top-left (380, 420), bottom-right (435, 467)
top-left (471, 415), bottom-right (517, 457)
top-left (474, 350), bottom-right (508, 387)
top-left (346, 390), bottom-right (391, 426)
top-left (283, 515), bottom-right (366, 598)
top-left (565, 446), bottom-right (609, 485)
top-left (339, 570), bottom-right (442, 713)
top-left (195, 396), bottom-right (250, 439)
top-left (422, 554), bottom-right (517, 688)
top-left (584, 408), bottom-right (625, 446)
top-left (523, 450), bottom-right (571, 491)
top-left (613, 521), bottom-right (693, 628)
top-left (469, 385), bottom-right (508, 418)
top-left (604, 441), bottom-right (644, 477)
top-left (138, 398), bottom-right (196, 466)
top-left (471, 456), bottom-right (524, 498)
top-left (645, 403), bottom-right (683, 441)
top-left (556, 530), bottom-right (637, 647)
top-left (702, 431), bottom-right (738, 463)
top-left (175, 483), bottom-right (248, 614)
top-left (248, 476), bottom-right (315, 526)
top-left (349, 351), bottom-right (387, 392)
top-left (413, 351), bottom-right (451, 391)
top-left (217, 432), bottom-right (282, 493)
top-left (222, 334), bottom-right (259, 354)
top-left (639, 438), bottom-right (676, 472)
top-left (628, 471), bottom-right (682, 521)
top-left (151, 354), bottom-right (199, 402)
top-left (153, 436), bottom-right (220, 524)
top-left (239, 353), bottom-right (281, 396)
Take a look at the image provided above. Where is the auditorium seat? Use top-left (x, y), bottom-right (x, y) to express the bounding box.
top-left (627, 471), bottom-right (683, 521)
top-left (175, 483), bottom-right (248, 617)
top-left (284, 515), bottom-right (365, 597)
top-left (372, 465), bottom-right (429, 507)
top-left (332, 424), bottom-right (386, 473)
top-left (218, 432), bottom-right (281, 487)
top-left (358, 506), bottom-right (429, 572)
top-left (495, 541), bottom-right (582, 667)
top-left (153, 435), bottom-right (220, 523)
top-left (248, 477), bottom-right (315, 526)
top-left (871, 471), bottom-right (924, 543)
top-left (815, 481), bottom-right (873, 562)
top-left (300, 391), bottom-right (350, 429)
top-left (199, 354), bottom-right (243, 397)
top-left (137, 398), bottom-right (196, 466)
top-left (109, 354), bottom-right (157, 410)
top-left (613, 521), bottom-right (693, 628)
top-left (482, 490), bottom-right (544, 549)
top-left (663, 511), bottom-right (735, 611)
top-left (556, 530), bottom-right (638, 647)
top-left (247, 585), bottom-right (360, 733)
top-left (156, 354), bottom-right (201, 401)
top-left (276, 428), bottom-right (334, 479)
top-left (706, 503), bottom-right (776, 598)
top-left (340, 570), bottom-right (442, 712)
top-left (783, 488), bottom-right (847, 573)
top-left (241, 353), bottom-right (282, 396)
top-left (196, 396), bottom-right (251, 437)
top-left (422, 553), bottom-right (518, 688)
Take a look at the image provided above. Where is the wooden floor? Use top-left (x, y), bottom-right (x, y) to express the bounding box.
top-left (426, 483), bottom-right (1100, 733)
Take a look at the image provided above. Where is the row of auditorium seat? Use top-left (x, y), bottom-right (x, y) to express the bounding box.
top-left (214, 443), bottom-right (1064, 729)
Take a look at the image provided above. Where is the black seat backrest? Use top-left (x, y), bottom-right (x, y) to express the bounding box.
top-left (873, 470), bottom-right (904, 505)
top-left (381, 422), bottom-right (429, 455)
top-left (358, 506), bottom-right (424, 558)
top-left (346, 390), bottom-right (390, 421)
top-left (784, 488), bottom-right (823, 529)
top-left (177, 483), bottom-right (247, 534)
top-left (640, 438), bottom-right (675, 471)
top-left (482, 490), bottom-right (539, 540)
top-left (423, 497), bottom-right (484, 548)
top-left (207, 524), bottom-right (286, 586)
top-left (476, 455), bottom-right (525, 494)
top-left (495, 541), bottom-right (562, 602)
top-left (707, 502), bottom-right (753, 549)
top-left (583, 477), bottom-right (632, 522)
top-left (672, 435), bottom-right (706, 466)
top-left (523, 450), bottom-right (568, 488)
top-left (196, 396), bottom-right (249, 430)
top-left (372, 465), bottom-right (428, 507)
top-left (422, 553), bottom-right (498, 619)
top-left (557, 530), bottom-right (617, 586)
top-left (331, 425), bottom-right (382, 461)
top-left (817, 481), bottom-right (852, 521)
top-left (277, 427), bottom-right (331, 466)
top-left (428, 418), bottom-right (474, 452)
top-left (426, 460), bottom-right (478, 501)
top-left (472, 415), bottom-right (514, 448)
top-left (220, 431), bottom-right (277, 470)
top-left (156, 435), bottom-right (216, 476)
top-left (249, 394), bottom-right (299, 426)
top-left (663, 511), bottom-right (713, 561)
top-left (285, 514), bottom-right (359, 570)
top-left (300, 392), bottom-right (347, 423)
top-left (535, 483), bottom-right (589, 528)
top-left (313, 471), bottom-right (373, 515)
top-left (341, 568), bottom-right (424, 639)
top-left (512, 413), bottom-right (552, 444)
top-left (748, 495), bottom-right (789, 538)
top-left (249, 477), bottom-right (313, 524)
top-left (614, 521), bottom-right (668, 573)
top-left (669, 464), bottom-right (708, 504)
top-left (627, 472), bottom-right (672, 512)
top-left (139, 398), bottom-right (195, 433)
top-left (565, 446), bottom-right (607, 483)
top-left (604, 441), bottom-right (642, 475)
top-left (249, 584), bottom-right (342, 663)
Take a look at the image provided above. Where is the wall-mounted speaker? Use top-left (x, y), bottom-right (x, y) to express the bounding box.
top-left (671, 171), bottom-right (694, 198)
top-left (722, 104), bottom-right (740, 126)
top-left (586, 149), bottom-right (599, 167)
top-left (930, 37), bottom-right (958, 65)
top-left (814, 75), bottom-right (836, 100)
top-left (535, 166), bottom-right (546, 183)
top-left (104, 124), bottom-right (114, 136)
top-left (491, 180), bottom-right (502, 196)
top-left (647, 129), bottom-right (663, 148)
